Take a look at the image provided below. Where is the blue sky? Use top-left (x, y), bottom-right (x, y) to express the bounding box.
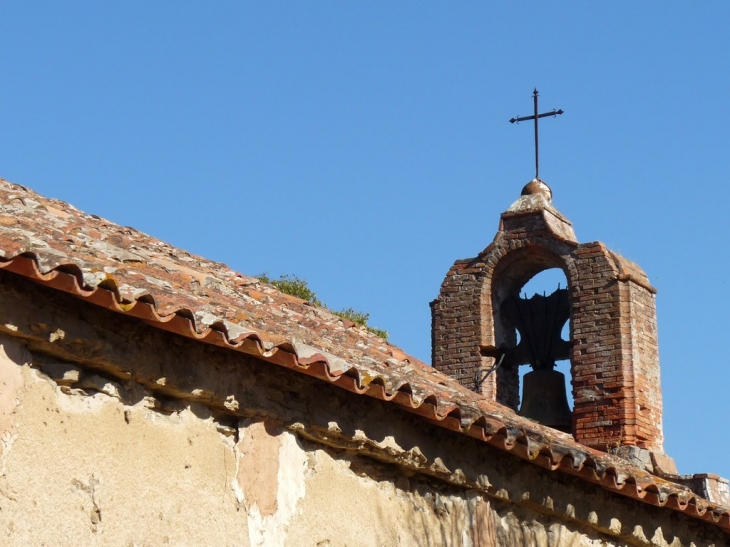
top-left (2, 3), bottom-right (729, 480)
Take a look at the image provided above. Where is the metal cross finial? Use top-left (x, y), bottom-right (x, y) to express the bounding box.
top-left (509, 89), bottom-right (563, 180)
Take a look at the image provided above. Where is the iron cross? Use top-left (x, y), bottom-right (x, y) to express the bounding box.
top-left (509, 89), bottom-right (563, 180)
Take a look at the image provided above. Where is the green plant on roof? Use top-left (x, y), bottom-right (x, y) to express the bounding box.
top-left (334, 307), bottom-right (369, 327)
top-left (256, 273), bottom-right (388, 340)
top-left (256, 273), bottom-right (323, 307)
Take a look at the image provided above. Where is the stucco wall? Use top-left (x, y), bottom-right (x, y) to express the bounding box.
top-left (0, 338), bottom-right (499, 546)
top-left (0, 340), bottom-right (245, 545)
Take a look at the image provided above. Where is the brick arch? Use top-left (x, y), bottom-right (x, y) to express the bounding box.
top-left (481, 244), bottom-right (575, 411)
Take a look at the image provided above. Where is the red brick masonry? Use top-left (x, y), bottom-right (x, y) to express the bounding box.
top-left (432, 183), bottom-right (663, 453)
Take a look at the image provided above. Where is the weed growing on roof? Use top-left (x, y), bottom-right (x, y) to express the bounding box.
top-left (256, 273), bottom-right (323, 307)
top-left (256, 274), bottom-right (389, 340)
top-left (334, 307), bottom-right (369, 326)
top-left (333, 307), bottom-right (389, 340)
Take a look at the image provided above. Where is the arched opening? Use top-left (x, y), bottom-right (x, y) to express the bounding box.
top-left (519, 268), bottom-right (573, 411)
top-left (491, 260), bottom-right (573, 433)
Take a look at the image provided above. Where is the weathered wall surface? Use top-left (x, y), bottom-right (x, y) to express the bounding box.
top-left (0, 338), bottom-right (499, 547)
top-left (0, 339), bottom-right (249, 546)
top-left (0, 273), bottom-right (726, 546)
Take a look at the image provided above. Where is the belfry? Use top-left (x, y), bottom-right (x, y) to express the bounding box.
top-left (431, 177), bottom-right (669, 462)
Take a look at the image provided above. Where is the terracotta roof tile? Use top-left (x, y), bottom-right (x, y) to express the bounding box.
top-left (0, 178), bottom-right (728, 533)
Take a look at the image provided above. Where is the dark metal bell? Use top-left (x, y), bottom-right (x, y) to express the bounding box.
top-left (519, 369), bottom-right (572, 433)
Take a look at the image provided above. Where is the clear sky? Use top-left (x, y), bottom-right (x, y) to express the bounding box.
top-left (2, 3), bottom-right (729, 480)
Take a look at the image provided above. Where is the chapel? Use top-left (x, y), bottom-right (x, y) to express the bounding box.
top-left (0, 177), bottom-right (727, 546)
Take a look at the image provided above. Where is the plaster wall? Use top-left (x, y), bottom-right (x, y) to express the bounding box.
top-left (0, 336), bottom-right (500, 547)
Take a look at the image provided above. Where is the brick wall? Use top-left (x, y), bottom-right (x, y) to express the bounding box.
top-left (431, 188), bottom-right (664, 453)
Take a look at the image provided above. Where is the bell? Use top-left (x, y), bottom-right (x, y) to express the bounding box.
top-left (519, 369), bottom-right (572, 433)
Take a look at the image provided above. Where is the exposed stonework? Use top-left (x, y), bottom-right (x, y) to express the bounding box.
top-left (432, 181), bottom-right (665, 455)
top-left (235, 420), bottom-right (308, 546)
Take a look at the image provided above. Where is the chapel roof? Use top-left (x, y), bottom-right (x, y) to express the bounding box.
top-left (0, 177), bottom-right (727, 533)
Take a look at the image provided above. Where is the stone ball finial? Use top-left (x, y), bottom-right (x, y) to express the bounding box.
top-left (521, 179), bottom-right (552, 202)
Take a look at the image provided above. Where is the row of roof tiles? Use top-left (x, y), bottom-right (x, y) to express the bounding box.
top-left (0, 178), bottom-right (727, 533)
